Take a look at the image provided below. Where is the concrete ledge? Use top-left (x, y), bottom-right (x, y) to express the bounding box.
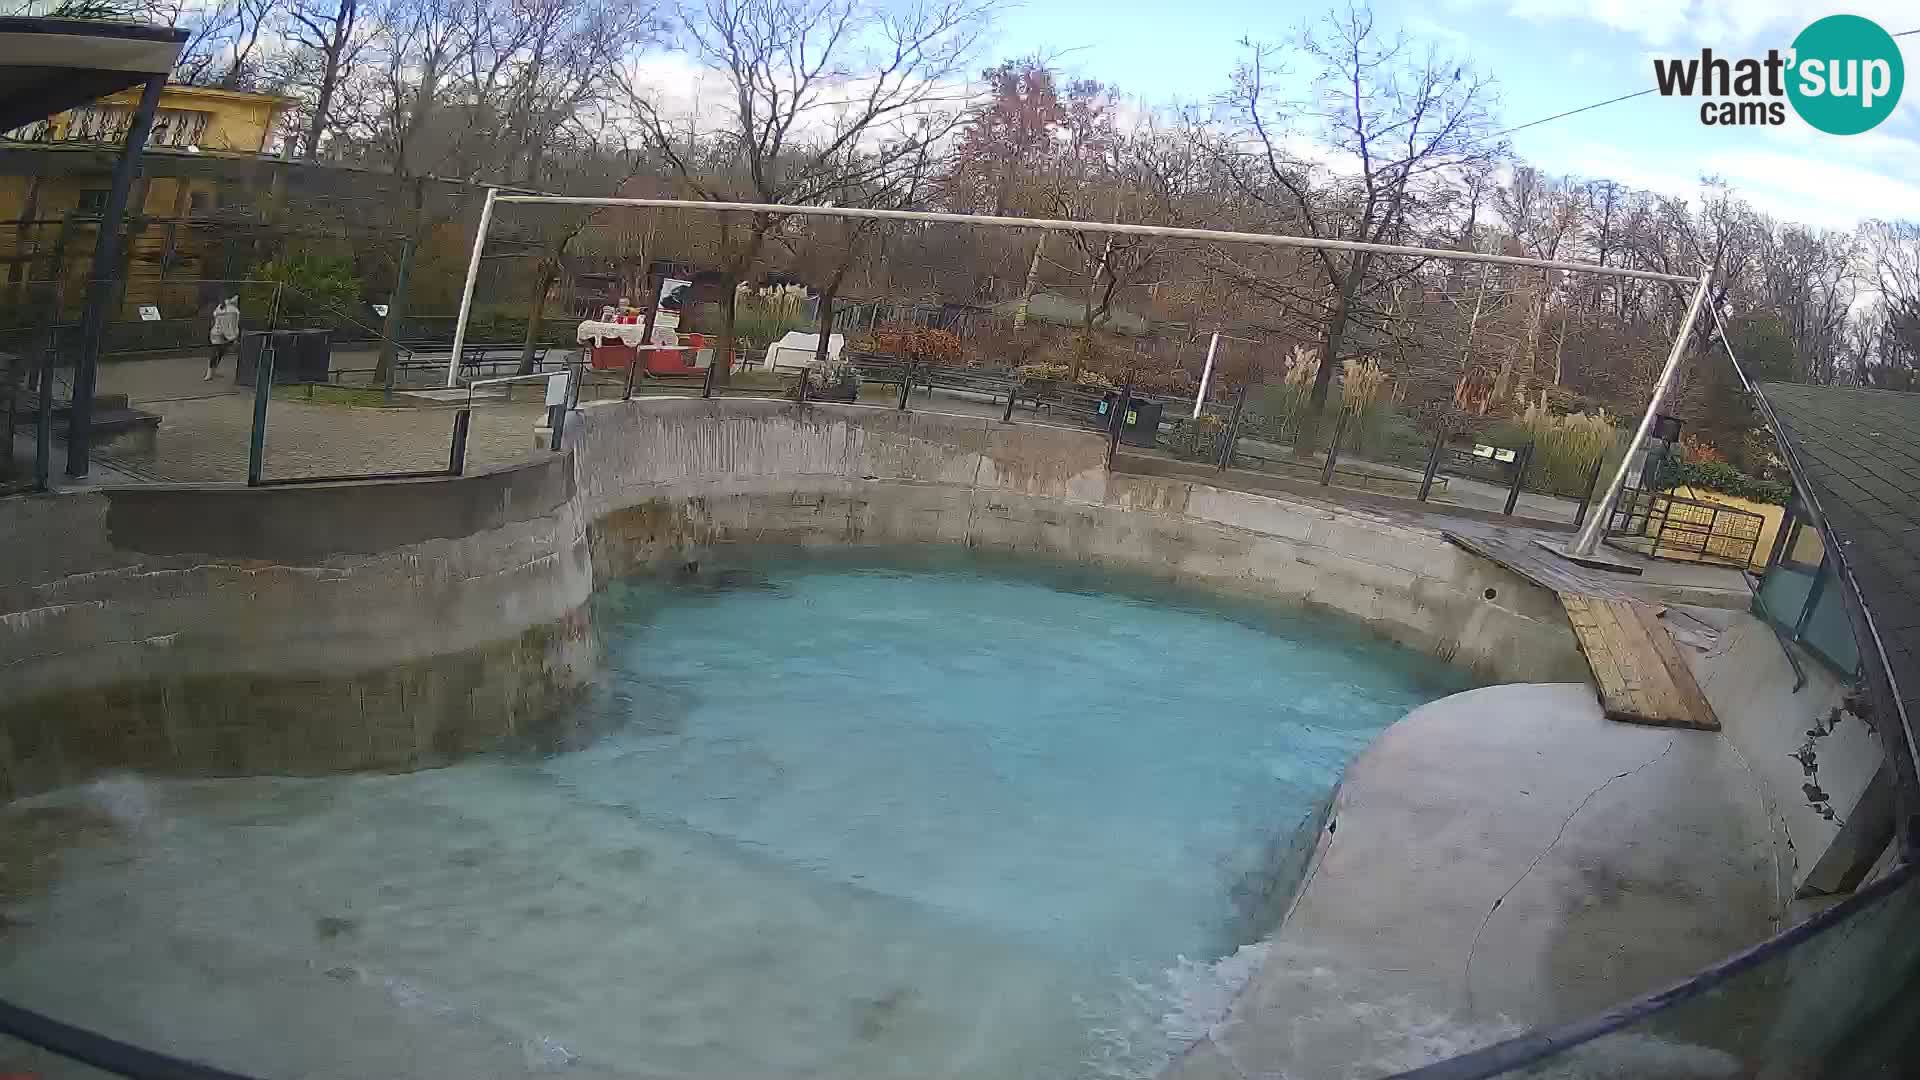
top-left (101, 451), bottom-right (573, 562)
top-left (0, 606), bottom-right (597, 802)
top-left (1171, 683), bottom-right (1781, 1078)
top-left (2, 454), bottom-right (595, 801)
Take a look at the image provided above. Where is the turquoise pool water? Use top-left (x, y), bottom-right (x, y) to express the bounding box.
top-left (0, 554), bottom-right (1470, 1079)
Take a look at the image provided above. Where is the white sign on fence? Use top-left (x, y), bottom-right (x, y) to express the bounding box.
top-left (544, 371), bottom-right (570, 407)
top-left (137, 305), bottom-right (160, 322)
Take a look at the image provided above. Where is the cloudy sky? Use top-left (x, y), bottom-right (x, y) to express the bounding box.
top-left (991, 0), bottom-right (1919, 230)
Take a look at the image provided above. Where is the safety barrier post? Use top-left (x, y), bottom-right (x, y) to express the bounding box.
top-left (1105, 382), bottom-right (1131, 470)
top-left (1572, 455), bottom-right (1607, 528)
top-left (245, 345), bottom-right (274, 486)
top-left (1320, 410), bottom-right (1350, 486)
top-left (1419, 431), bottom-right (1445, 501)
top-left (448, 408), bottom-right (471, 475)
top-left (1217, 385), bottom-right (1248, 471)
top-left (1504, 441), bottom-right (1535, 516)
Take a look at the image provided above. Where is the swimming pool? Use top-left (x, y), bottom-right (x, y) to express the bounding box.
top-left (0, 554), bottom-right (1471, 1079)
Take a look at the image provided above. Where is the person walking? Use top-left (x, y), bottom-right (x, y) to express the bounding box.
top-left (205, 296), bottom-right (241, 380)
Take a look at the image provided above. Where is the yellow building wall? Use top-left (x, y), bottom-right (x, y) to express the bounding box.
top-left (47, 85), bottom-right (286, 154)
top-left (2, 85), bottom-right (287, 222)
top-left (1670, 487), bottom-right (1787, 572)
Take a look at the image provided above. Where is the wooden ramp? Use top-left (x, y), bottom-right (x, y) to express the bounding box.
top-left (1442, 530), bottom-right (1720, 731)
top-left (1560, 596), bottom-right (1720, 730)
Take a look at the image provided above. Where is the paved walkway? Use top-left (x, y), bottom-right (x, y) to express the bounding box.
top-left (77, 356), bottom-right (1090, 486)
top-left (90, 355), bottom-right (551, 484)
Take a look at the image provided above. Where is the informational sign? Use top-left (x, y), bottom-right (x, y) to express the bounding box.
top-left (1470, 443), bottom-right (1518, 463)
top-left (544, 371), bottom-right (570, 407)
top-left (371, 304), bottom-right (390, 317)
top-left (137, 305), bottom-right (161, 322)
top-left (658, 277), bottom-right (692, 311)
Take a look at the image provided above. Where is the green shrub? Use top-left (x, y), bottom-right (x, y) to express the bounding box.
top-left (256, 253), bottom-right (362, 319)
top-left (1486, 395), bottom-right (1624, 497)
top-left (1164, 414), bottom-right (1226, 462)
top-left (1659, 457), bottom-right (1792, 504)
top-left (1251, 381), bottom-right (1311, 443)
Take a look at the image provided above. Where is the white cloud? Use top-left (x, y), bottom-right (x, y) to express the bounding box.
top-left (1502, 0), bottom-right (1917, 48)
top-left (1504, 0), bottom-right (1692, 46)
top-left (1703, 148), bottom-right (1920, 228)
top-left (1558, 132), bottom-right (1920, 229)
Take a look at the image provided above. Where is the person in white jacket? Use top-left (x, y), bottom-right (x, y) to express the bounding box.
top-left (205, 296), bottom-right (241, 381)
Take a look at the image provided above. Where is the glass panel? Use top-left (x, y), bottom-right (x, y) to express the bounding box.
top-left (1783, 518), bottom-right (1827, 571)
top-left (1497, 865), bottom-right (1920, 1079)
top-left (1800, 566), bottom-right (1861, 674)
top-left (1757, 565), bottom-right (1816, 631)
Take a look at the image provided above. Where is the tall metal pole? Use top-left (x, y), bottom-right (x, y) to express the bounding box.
top-left (445, 187), bottom-right (498, 387)
top-left (1568, 270), bottom-right (1712, 556)
top-left (68, 73), bottom-right (166, 478)
top-left (1193, 331), bottom-right (1219, 419)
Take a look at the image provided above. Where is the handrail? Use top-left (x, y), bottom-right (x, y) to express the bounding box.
top-left (1386, 858), bottom-right (1916, 1080)
top-left (466, 371), bottom-right (557, 390)
top-left (0, 996), bottom-right (260, 1080)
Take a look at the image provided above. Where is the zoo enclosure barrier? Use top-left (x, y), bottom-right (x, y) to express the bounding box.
top-left (1606, 487), bottom-right (1767, 569)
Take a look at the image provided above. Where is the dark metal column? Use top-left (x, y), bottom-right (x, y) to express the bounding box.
top-left (67, 73), bottom-right (165, 478)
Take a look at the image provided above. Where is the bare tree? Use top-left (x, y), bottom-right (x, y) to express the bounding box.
top-left (619, 0), bottom-right (995, 380)
top-left (337, 0), bottom-right (478, 382)
top-left (1222, 2), bottom-right (1502, 410)
top-left (483, 0), bottom-right (662, 186)
top-left (288, 0), bottom-right (362, 158)
top-left (1749, 220), bottom-right (1856, 384)
top-left (1495, 166), bottom-right (1581, 383)
top-left (169, 0), bottom-right (275, 90)
top-left (1860, 220), bottom-right (1920, 388)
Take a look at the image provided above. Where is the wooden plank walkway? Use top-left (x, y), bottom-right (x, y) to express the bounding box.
top-left (1442, 529), bottom-right (1633, 600)
top-left (1561, 596), bottom-right (1720, 730)
top-left (1443, 530), bottom-right (1720, 731)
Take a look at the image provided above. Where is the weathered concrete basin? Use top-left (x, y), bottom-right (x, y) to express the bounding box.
top-left (1, 397), bottom-right (1588, 801)
top-left (0, 395), bottom-right (1902, 1078)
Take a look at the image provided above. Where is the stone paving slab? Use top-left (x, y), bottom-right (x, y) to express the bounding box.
top-left (89, 355), bottom-right (551, 484)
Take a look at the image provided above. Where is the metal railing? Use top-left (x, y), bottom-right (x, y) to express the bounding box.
top-left (1606, 488), bottom-right (1766, 568)
top-left (466, 369), bottom-right (574, 456)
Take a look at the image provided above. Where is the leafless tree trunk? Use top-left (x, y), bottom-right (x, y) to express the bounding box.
top-left (1222, 6), bottom-right (1498, 411)
top-left (291, 0), bottom-right (359, 158)
top-left (619, 0), bottom-right (995, 383)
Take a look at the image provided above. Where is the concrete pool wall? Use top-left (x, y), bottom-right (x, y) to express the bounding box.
top-left (0, 453), bottom-right (597, 801)
top-left (575, 398), bottom-right (1590, 685)
top-left (1, 397), bottom-right (1584, 802)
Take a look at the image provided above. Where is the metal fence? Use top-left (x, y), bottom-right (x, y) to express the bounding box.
top-left (1607, 488), bottom-right (1767, 568)
top-left (0, 275), bottom-right (599, 491)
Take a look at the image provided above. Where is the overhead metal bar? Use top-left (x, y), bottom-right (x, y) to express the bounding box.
top-left (449, 193), bottom-right (1697, 386)
top-left (486, 195), bottom-right (1698, 283)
